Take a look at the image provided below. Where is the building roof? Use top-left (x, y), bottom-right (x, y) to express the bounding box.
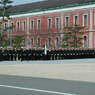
top-left (9, 0), bottom-right (95, 15)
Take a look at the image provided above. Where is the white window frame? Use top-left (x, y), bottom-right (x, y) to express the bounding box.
top-left (83, 35), bottom-right (88, 48)
top-left (10, 22), bottom-right (14, 32)
top-left (65, 16), bottom-right (70, 26)
top-left (83, 13), bottom-right (88, 27)
top-left (4, 23), bottom-right (7, 29)
top-left (48, 38), bottom-right (52, 48)
top-left (74, 15), bottom-right (79, 25)
top-left (47, 17), bottom-right (52, 29)
top-left (37, 38), bottom-right (41, 48)
top-left (55, 37), bottom-right (59, 48)
top-left (55, 16), bottom-right (61, 29)
top-left (30, 19), bottom-right (34, 32)
top-left (16, 21), bottom-right (20, 32)
top-left (22, 20), bottom-right (26, 32)
top-left (31, 38), bottom-right (34, 48)
top-left (28, 38), bottom-right (34, 48)
top-left (37, 18), bottom-right (41, 31)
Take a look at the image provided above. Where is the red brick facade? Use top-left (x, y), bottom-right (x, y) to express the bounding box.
top-left (10, 3), bottom-right (95, 49)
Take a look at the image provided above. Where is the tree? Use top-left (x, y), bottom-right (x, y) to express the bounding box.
top-left (0, 0), bottom-right (12, 20)
top-left (0, 0), bottom-right (12, 47)
top-left (12, 35), bottom-right (24, 48)
top-left (0, 31), bottom-right (7, 47)
top-left (62, 25), bottom-right (84, 48)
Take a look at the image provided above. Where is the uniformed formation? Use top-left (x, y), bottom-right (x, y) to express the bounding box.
top-left (0, 48), bottom-right (95, 61)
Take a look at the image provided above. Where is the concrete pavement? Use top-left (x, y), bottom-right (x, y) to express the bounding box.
top-left (0, 59), bottom-right (95, 82)
top-left (0, 75), bottom-right (95, 95)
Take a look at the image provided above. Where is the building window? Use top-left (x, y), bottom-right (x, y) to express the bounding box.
top-left (83, 36), bottom-right (88, 48)
top-left (55, 37), bottom-right (59, 48)
top-left (74, 15), bottom-right (78, 25)
top-left (37, 38), bottom-right (40, 48)
top-left (37, 19), bottom-right (41, 31)
top-left (31, 38), bottom-right (34, 48)
top-left (22, 21), bottom-right (26, 32)
top-left (48, 18), bottom-right (52, 29)
top-left (65, 16), bottom-right (69, 26)
top-left (9, 22), bottom-right (14, 32)
top-left (83, 14), bottom-right (88, 27)
top-left (21, 38), bottom-right (25, 48)
top-left (16, 22), bottom-right (20, 32)
top-left (4, 23), bottom-right (7, 30)
top-left (27, 38), bottom-right (33, 48)
top-left (55, 17), bottom-right (61, 30)
top-left (48, 38), bottom-right (51, 48)
top-left (30, 19), bottom-right (34, 32)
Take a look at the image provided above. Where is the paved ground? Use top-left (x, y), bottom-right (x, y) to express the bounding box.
top-left (0, 75), bottom-right (95, 95)
top-left (0, 59), bottom-right (95, 82)
top-left (0, 58), bottom-right (95, 64)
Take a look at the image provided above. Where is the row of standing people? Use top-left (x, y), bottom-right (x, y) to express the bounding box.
top-left (0, 48), bottom-right (95, 61)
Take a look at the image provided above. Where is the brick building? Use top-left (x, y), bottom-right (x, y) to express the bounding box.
top-left (8, 0), bottom-right (95, 49)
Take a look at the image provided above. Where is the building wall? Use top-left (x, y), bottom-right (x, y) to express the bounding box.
top-left (10, 6), bottom-right (95, 49)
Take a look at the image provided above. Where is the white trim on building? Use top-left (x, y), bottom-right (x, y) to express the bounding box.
top-left (37, 18), bottom-right (41, 31)
top-left (83, 35), bottom-right (88, 48)
top-left (55, 16), bottom-right (61, 29)
top-left (83, 13), bottom-right (88, 27)
top-left (47, 17), bottom-right (52, 29)
top-left (30, 19), bottom-right (35, 32)
top-left (65, 16), bottom-right (70, 26)
top-left (73, 15), bottom-right (79, 25)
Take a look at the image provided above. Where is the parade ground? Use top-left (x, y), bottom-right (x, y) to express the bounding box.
top-left (0, 59), bottom-right (95, 82)
top-left (0, 59), bottom-right (95, 95)
top-left (0, 75), bottom-right (95, 95)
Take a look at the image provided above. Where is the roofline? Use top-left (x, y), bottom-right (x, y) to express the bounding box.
top-left (11, 2), bottom-right (95, 18)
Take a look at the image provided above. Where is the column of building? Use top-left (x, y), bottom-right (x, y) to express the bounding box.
top-left (60, 12), bottom-right (64, 48)
top-left (89, 9), bottom-right (93, 48)
top-left (26, 17), bottom-right (30, 49)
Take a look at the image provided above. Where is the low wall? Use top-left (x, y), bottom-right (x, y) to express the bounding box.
top-left (0, 59), bottom-right (95, 83)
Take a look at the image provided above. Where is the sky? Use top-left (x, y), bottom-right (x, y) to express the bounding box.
top-left (12, 0), bottom-right (43, 5)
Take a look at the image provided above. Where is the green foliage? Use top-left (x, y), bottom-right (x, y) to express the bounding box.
top-left (62, 25), bottom-right (84, 48)
top-left (0, 32), bottom-right (8, 47)
top-left (0, 0), bottom-right (12, 47)
top-left (12, 36), bottom-right (24, 48)
top-left (0, 0), bottom-right (12, 19)
top-left (2, 39), bottom-right (9, 47)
